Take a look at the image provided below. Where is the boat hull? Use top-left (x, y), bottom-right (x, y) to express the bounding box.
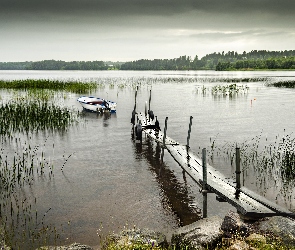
top-left (77, 96), bottom-right (117, 113)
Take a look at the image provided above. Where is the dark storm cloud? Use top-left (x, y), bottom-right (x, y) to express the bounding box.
top-left (1, 0), bottom-right (295, 18)
top-left (1, 0), bottom-right (294, 61)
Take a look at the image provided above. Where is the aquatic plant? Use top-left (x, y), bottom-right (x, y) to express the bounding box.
top-left (211, 83), bottom-right (249, 96)
top-left (0, 79), bottom-right (98, 94)
top-left (194, 83), bottom-right (249, 96)
top-left (205, 131), bottom-right (295, 203)
top-left (0, 100), bottom-right (79, 136)
top-left (0, 135), bottom-right (67, 249)
top-left (266, 80), bottom-right (295, 88)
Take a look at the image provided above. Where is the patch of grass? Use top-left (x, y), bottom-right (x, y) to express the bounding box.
top-left (0, 100), bottom-right (78, 136)
top-left (266, 80), bottom-right (295, 88)
top-left (0, 79), bottom-right (99, 94)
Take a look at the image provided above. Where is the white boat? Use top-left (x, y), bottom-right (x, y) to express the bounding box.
top-left (77, 96), bottom-right (117, 113)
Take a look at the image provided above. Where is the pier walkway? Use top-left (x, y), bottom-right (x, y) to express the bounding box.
top-left (135, 112), bottom-right (295, 220)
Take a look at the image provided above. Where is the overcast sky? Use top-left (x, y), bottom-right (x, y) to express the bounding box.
top-left (1, 0), bottom-right (295, 62)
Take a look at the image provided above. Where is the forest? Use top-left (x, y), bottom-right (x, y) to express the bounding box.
top-left (1, 50), bottom-right (295, 71)
top-left (0, 60), bottom-right (108, 70)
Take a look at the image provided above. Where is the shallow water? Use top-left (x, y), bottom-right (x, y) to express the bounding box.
top-left (1, 70), bottom-right (295, 248)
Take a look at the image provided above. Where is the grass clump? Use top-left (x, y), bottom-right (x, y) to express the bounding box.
top-left (211, 83), bottom-right (249, 96)
top-left (0, 79), bottom-right (99, 94)
top-left (101, 236), bottom-right (295, 250)
top-left (0, 100), bottom-right (78, 136)
top-left (266, 80), bottom-right (295, 88)
top-left (194, 83), bottom-right (249, 96)
top-left (215, 233), bottom-right (295, 250)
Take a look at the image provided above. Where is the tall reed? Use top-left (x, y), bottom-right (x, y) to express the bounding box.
top-left (206, 132), bottom-right (295, 202)
top-left (0, 79), bottom-right (98, 94)
top-left (266, 80), bottom-right (295, 88)
top-left (0, 100), bottom-right (78, 136)
top-left (0, 135), bottom-right (67, 249)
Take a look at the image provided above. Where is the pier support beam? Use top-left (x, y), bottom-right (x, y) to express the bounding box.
top-left (235, 147), bottom-right (241, 198)
top-left (148, 89), bottom-right (151, 111)
top-left (160, 117), bottom-right (168, 164)
top-left (202, 148), bottom-right (208, 218)
top-left (186, 116), bottom-right (193, 148)
top-left (186, 116), bottom-right (193, 165)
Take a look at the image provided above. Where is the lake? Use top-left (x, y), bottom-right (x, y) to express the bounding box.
top-left (0, 70), bottom-right (294, 248)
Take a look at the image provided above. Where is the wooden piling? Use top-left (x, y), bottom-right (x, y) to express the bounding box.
top-left (235, 147), bottom-right (241, 198)
top-left (135, 112), bottom-right (295, 220)
top-left (149, 89), bottom-right (151, 111)
top-left (186, 116), bottom-right (193, 167)
top-left (134, 86), bottom-right (138, 112)
top-left (202, 148), bottom-right (208, 218)
top-left (161, 117), bottom-right (168, 163)
top-left (131, 86), bottom-right (138, 131)
top-left (186, 116), bottom-right (193, 149)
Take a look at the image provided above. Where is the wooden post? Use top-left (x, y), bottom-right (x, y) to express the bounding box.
top-left (145, 101), bottom-right (148, 117)
top-left (202, 148), bottom-right (208, 218)
top-left (186, 116), bottom-right (193, 148)
top-left (186, 116), bottom-right (193, 165)
top-left (235, 147), bottom-right (241, 198)
top-left (131, 86), bottom-right (138, 129)
top-left (161, 117), bottom-right (168, 163)
top-left (134, 86), bottom-right (138, 113)
top-left (149, 89), bottom-right (151, 111)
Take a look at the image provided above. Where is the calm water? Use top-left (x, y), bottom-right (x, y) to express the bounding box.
top-left (1, 70), bottom-right (295, 248)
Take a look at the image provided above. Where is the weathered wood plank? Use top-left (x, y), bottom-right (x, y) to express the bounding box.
top-left (136, 112), bottom-right (295, 219)
top-left (166, 144), bottom-right (276, 218)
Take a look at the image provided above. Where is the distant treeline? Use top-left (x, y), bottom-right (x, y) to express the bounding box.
top-left (120, 50), bottom-right (295, 70)
top-left (0, 60), bottom-right (111, 70)
top-left (216, 57), bottom-right (295, 70)
top-left (1, 50), bottom-right (295, 71)
top-left (0, 62), bottom-right (30, 70)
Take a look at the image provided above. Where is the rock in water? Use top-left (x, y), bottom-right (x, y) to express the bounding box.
top-left (171, 216), bottom-right (223, 249)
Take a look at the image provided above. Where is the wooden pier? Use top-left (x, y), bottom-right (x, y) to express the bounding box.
top-left (134, 112), bottom-right (295, 220)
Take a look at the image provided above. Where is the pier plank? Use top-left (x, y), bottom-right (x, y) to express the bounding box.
top-left (135, 112), bottom-right (295, 219)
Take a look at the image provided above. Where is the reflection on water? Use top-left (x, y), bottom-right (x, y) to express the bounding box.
top-left (133, 137), bottom-right (202, 226)
top-left (81, 109), bottom-right (116, 128)
top-left (80, 109), bottom-right (116, 121)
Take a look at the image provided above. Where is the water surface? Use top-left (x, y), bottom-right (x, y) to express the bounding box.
top-left (1, 70), bottom-right (294, 248)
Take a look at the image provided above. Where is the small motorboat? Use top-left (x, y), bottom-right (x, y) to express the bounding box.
top-left (77, 96), bottom-right (117, 113)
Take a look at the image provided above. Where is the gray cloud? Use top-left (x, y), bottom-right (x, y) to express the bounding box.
top-left (1, 0), bottom-right (295, 18)
top-left (1, 0), bottom-right (294, 32)
top-left (1, 0), bottom-right (295, 61)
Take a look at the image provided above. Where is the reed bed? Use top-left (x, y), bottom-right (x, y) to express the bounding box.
top-left (0, 135), bottom-right (67, 249)
top-left (206, 131), bottom-right (295, 201)
top-left (266, 80), bottom-right (295, 88)
top-left (0, 77), bottom-right (268, 98)
top-left (52, 76), bottom-right (269, 88)
top-left (0, 85), bottom-right (80, 247)
top-left (0, 77), bottom-right (270, 98)
top-left (0, 100), bottom-right (78, 136)
top-left (211, 83), bottom-right (249, 95)
top-left (194, 83), bottom-right (249, 96)
top-left (0, 79), bottom-right (98, 94)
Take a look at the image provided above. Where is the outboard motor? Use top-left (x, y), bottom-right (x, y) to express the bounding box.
top-left (103, 100), bottom-right (110, 111)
